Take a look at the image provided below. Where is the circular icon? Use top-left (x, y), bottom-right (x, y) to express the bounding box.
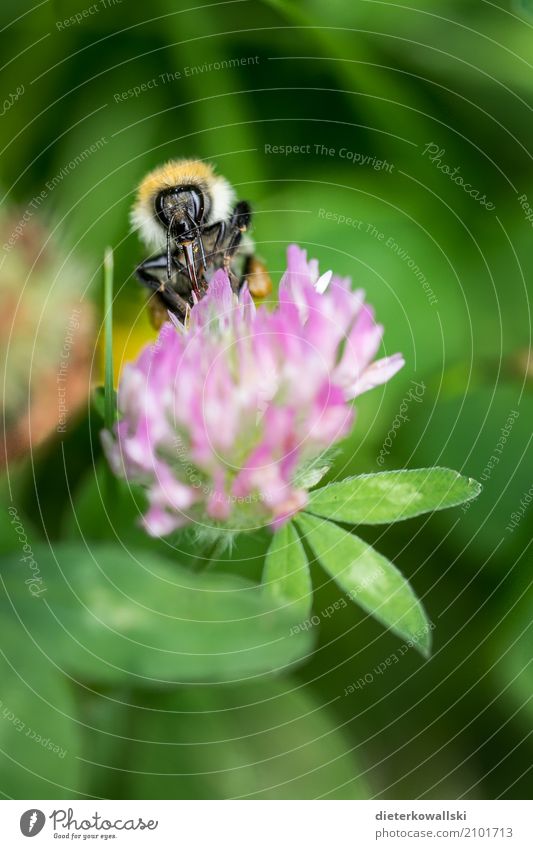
top-left (20, 810), bottom-right (46, 837)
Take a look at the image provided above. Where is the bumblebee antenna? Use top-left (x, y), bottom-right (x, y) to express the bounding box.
top-left (166, 212), bottom-right (178, 279)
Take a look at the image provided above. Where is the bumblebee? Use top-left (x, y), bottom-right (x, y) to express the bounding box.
top-left (131, 159), bottom-right (272, 326)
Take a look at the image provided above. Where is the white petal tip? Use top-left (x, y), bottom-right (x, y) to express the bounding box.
top-left (315, 269), bottom-right (333, 294)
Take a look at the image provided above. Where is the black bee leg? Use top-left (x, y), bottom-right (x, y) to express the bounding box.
top-left (136, 254), bottom-right (189, 319)
top-left (136, 253), bottom-right (167, 290)
top-left (232, 200), bottom-right (252, 230)
top-left (223, 201), bottom-right (252, 268)
top-left (201, 220), bottom-right (227, 267)
top-left (213, 220), bottom-right (226, 253)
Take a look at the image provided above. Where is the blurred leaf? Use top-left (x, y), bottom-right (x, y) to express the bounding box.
top-left (297, 513), bottom-right (431, 656)
top-left (63, 460), bottom-right (177, 559)
top-left (396, 382), bottom-right (532, 565)
top-left (91, 386), bottom-right (109, 423)
top-left (0, 628), bottom-right (82, 798)
top-left (18, 412), bottom-right (102, 541)
top-left (103, 247), bottom-right (115, 431)
top-left (0, 543), bottom-right (312, 686)
top-left (492, 583), bottom-right (533, 730)
top-left (262, 0), bottom-right (433, 145)
top-left (85, 679), bottom-right (368, 799)
top-left (262, 522), bottom-right (312, 619)
top-left (0, 484), bottom-right (39, 556)
top-left (306, 468), bottom-right (481, 525)
top-left (358, 2), bottom-right (533, 94)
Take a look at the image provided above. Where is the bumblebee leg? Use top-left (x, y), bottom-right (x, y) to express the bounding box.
top-left (223, 201), bottom-right (252, 268)
top-left (242, 255), bottom-right (273, 300)
top-left (231, 200), bottom-right (252, 230)
top-left (136, 254), bottom-right (189, 323)
top-left (147, 293), bottom-right (173, 330)
top-left (213, 220), bottom-right (226, 254)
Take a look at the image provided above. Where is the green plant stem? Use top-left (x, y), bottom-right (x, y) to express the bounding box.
top-left (103, 247), bottom-right (114, 433)
top-left (103, 247), bottom-right (117, 505)
top-left (191, 535), bottom-right (229, 572)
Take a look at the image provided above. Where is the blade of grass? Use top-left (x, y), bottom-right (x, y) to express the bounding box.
top-left (104, 247), bottom-right (114, 432)
top-left (103, 247), bottom-right (118, 508)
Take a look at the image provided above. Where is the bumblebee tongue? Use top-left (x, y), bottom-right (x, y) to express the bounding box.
top-left (182, 240), bottom-right (201, 297)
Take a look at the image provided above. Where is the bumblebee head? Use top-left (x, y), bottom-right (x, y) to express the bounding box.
top-left (131, 159), bottom-right (235, 250)
top-left (154, 185), bottom-right (205, 239)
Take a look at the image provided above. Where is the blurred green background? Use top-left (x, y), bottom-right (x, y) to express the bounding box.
top-left (0, 0), bottom-right (531, 800)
